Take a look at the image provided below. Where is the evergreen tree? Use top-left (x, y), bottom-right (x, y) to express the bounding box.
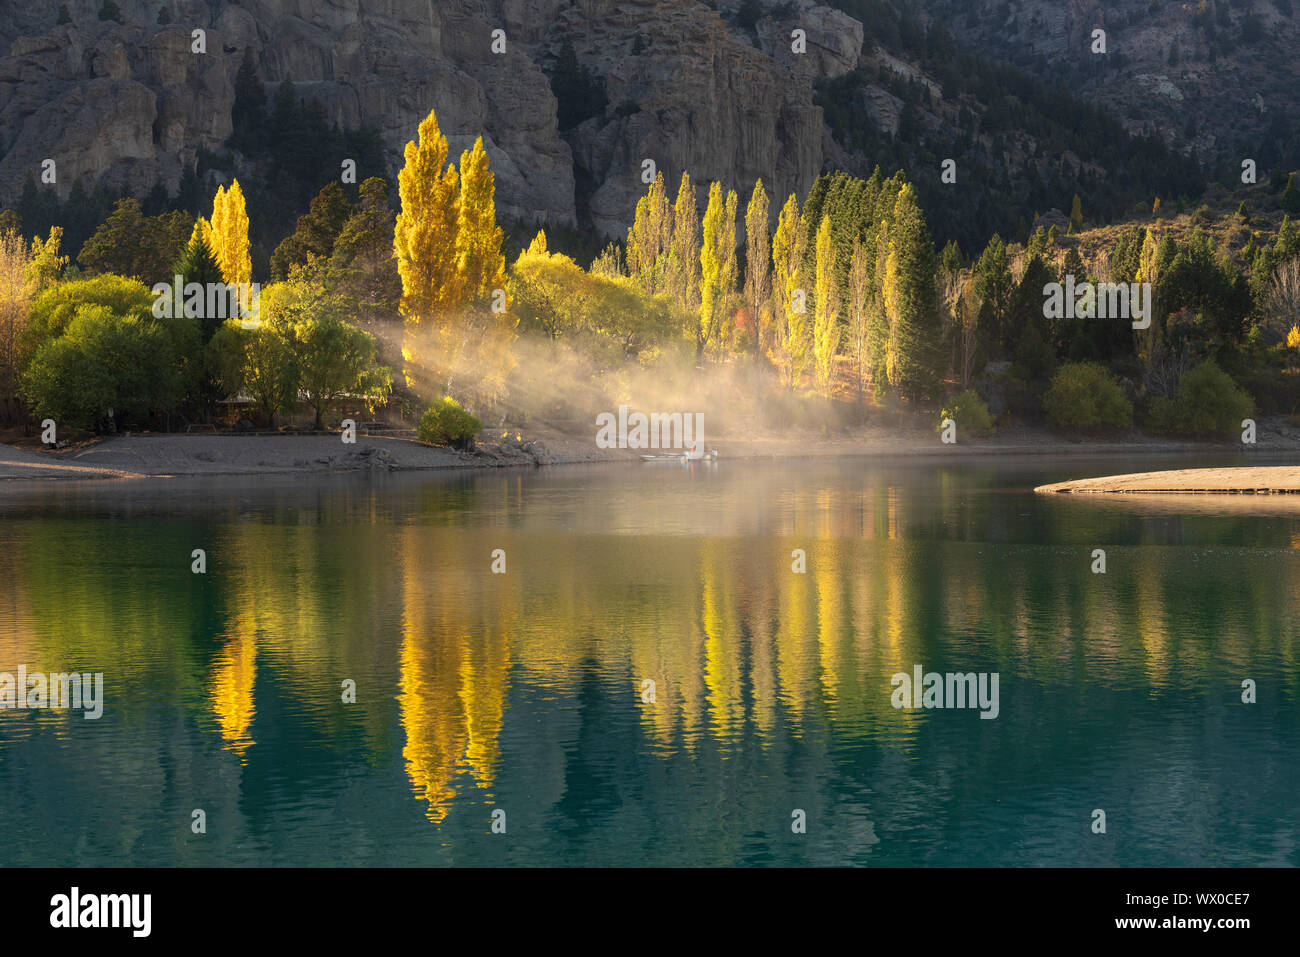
top-left (1283, 174), bottom-right (1300, 217)
top-left (79, 199), bottom-right (192, 283)
top-left (973, 233), bottom-right (1014, 351)
top-left (333, 177), bottom-right (400, 322)
top-left (881, 184), bottom-right (941, 399)
top-left (270, 182), bottom-right (353, 280)
top-left (173, 225), bottom-right (225, 343)
top-left (230, 49), bottom-right (268, 154)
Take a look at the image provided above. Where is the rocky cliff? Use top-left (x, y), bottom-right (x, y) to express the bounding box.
top-left (0, 0), bottom-right (863, 236)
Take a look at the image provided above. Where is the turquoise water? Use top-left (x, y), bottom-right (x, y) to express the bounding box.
top-left (1, 453), bottom-right (1297, 866)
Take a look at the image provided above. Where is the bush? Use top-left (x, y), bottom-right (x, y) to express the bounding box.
top-left (938, 388), bottom-right (994, 435)
top-left (1043, 362), bottom-right (1133, 430)
top-left (418, 397), bottom-right (483, 450)
top-left (1145, 359), bottom-right (1254, 436)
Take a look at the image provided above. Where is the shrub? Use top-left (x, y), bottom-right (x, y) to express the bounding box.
top-left (418, 397), bottom-right (483, 450)
top-left (1043, 362), bottom-right (1133, 430)
top-left (937, 388), bottom-right (994, 435)
top-left (1145, 359), bottom-right (1254, 436)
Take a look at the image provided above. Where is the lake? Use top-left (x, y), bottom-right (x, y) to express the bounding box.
top-left (1, 452), bottom-right (1297, 866)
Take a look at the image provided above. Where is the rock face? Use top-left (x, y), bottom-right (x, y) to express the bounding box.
top-left (913, 0), bottom-right (1300, 162)
top-left (0, 0), bottom-right (856, 238)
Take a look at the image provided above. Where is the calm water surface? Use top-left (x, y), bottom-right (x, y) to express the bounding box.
top-left (1, 453), bottom-right (1297, 866)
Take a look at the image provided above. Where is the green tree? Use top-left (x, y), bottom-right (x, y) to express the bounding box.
top-left (333, 177), bottom-right (401, 323)
top-left (881, 184), bottom-right (941, 399)
top-left (271, 182), bottom-right (353, 280)
top-left (172, 225), bottom-right (226, 344)
top-left (276, 263), bottom-right (391, 428)
top-left (207, 311), bottom-right (300, 427)
top-left (1283, 174), bottom-right (1300, 217)
top-left (1043, 362), bottom-right (1133, 429)
top-left (79, 199), bottom-right (192, 284)
top-left (20, 277), bottom-right (198, 430)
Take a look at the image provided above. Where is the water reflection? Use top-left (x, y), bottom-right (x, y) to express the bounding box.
top-left (0, 454), bottom-right (1297, 865)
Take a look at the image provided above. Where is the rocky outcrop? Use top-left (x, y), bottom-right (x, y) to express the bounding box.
top-left (916, 0), bottom-right (1300, 162)
top-left (0, 0), bottom-right (862, 238)
top-left (554, 0), bottom-right (827, 236)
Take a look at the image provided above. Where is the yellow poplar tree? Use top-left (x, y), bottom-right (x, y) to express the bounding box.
top-left (699, 181), bottom-right (737, 357)
top-left (743, 179), bottom-right (771, 354)
top-left (669, 172), bottom-right (700, 316)
top-left (772, 192), bottom-right (808, 386)
top-left (208, 180), bottom-right (252, 285)
top-left (454, 136), bottom-right (506, 303)
top-left (812, 215), bottom-right (840, 397)
top-left (626, 171), bottom-right (670, 294)
top-left (395, 108), bottom-right (462, 324)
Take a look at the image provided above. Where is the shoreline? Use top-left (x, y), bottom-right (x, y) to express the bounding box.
top-left (2, 421), bottom-right (1298, 486)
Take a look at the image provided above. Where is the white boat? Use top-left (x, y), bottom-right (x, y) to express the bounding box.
top-left (640, 443), bottom-right (719, 463)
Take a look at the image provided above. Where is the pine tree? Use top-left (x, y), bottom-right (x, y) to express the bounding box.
top-left (271, 182), bottom-right (353, 280)
top-left (743, 179), bottom-right (771, 356)
top-left (394, 109), bottom-right (462, 324)
top-left (333, 177), bottom-right (400, 322)
top-left (812, 215), bottom-right (840, 397)
top-left (174, 224), bottom-right (225, 343)
top-left (699, 181), bottom-right (737, 357)
top-left (1069, 194), bottom-right (1084, 234)
top-left (454, 137), bottom-right (506, 303)
top-left (230, 49), bottom-right (267, 153)
top-left (1283, 174), bottom-right (1300, 217)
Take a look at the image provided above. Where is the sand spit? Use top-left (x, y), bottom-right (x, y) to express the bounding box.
top-left (1035, 466), bottom-right (1300, 494)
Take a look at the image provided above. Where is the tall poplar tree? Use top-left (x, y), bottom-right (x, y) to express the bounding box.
top-left (813, 215), bottom-right (840, 397)
top-left (699, 181), bottom-right (737, 358)
top-left (744, 179), bottom-right (771, 356)
top-left (394, 108), bottom-right (461, 324)
top-left (627, 171), bottom-right (670, 295)
top-left (669, 172), bottom-right (700, 317)
top-left (772, 193), bottom-right (808, 387)
top-left (454, 137), bottom-right (506, 303)
top-left (208, 180), bottom-right (252, 286)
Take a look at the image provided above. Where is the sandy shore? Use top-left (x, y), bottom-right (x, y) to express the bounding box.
top-left (2, 418), bottom-right (1298, 484)
top-left (1035, 466), bottom-right (1300, 494)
